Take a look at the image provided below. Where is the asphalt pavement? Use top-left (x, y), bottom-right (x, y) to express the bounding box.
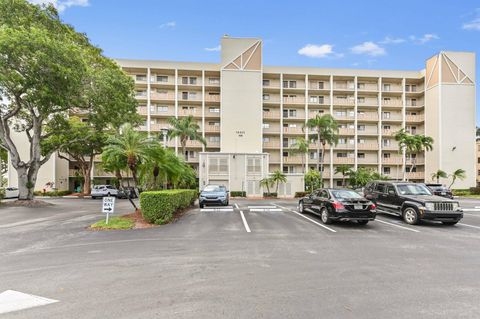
top-left (1, 197), bottom-right (480, 318)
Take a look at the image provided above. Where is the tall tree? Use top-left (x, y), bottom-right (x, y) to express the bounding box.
top-left (304, 114), bottom-right (338, 184)
top-left (167, 116), bottom-right (207, 158)
top-left (449, 169), bottom-right (466, 189)
top-left (431, 169), bottom-right (448, 184)
top-left (289, 137), bottom-right (309, 173)
top-left (0, 0), bottom-right (137, 199)
top-left (334, 164), bottom-right (353, 187)
top-left (394, 129), bottom-right (433, 181)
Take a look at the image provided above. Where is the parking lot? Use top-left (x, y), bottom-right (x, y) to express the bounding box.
top-left (1, 197), bottom-right (480, 318)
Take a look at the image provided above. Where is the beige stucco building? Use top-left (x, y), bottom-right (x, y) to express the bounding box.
top-left (7, 36), bottom-right (477, 195)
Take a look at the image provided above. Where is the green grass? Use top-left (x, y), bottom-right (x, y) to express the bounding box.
top-left (90, 216), bottom-right (134, 230)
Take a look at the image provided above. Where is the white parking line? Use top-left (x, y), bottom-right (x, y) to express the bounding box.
top-left (462, 209), bottom-right (480, 212)
top-left (272, 204), bottom-right (336, 233)
top-left (200, 208), bottom-right (233, 212)
top-left (249, 208), bottom-right (282, 212)
top-left (239, 210), bottom-right (251, 233)
top-left (247, 206), bottom-right (276, 209)
top-left (376, 219), bottom-right (420, 233)
top-left (234, 203), bottom-right (239, 209)
top-left (0, 290), bottom-right (58, 315)
top-left (458, 223), bottom-right (480, 230)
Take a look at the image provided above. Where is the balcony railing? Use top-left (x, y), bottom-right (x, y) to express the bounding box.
top-left (358, 113), bottom-right (379, 121)
top-left (283, 96), bottom-right (305, 104)
top-left (151, 92), bottom-right (175, 100)
top-left (204, 125), bottom-right (220, 132)
top-left (358, 98), bottom-right (378, 106)
top-left (357, 83), bottom-right (379, 91)
top-left (406, 115), bottom-right (424, 122)
top-left (333, 83), bottom-right (355, 90)
top-left (382, 99), bottom-right (403, 107)
top-left (263, 111), bottom-right (281, 119)
top-left (406, 172), bottom-right (424, 179)
top-left (283, 127), bottom-right (304, 134)
top-left (205, 94), bottom-right (220, 102)
top-left (283, 156), bottom-right (304, 164)
top-left (335, 157), bottom-right (355, 164)
top-left (382, 157), bottom-right (403, 165)
top-left (308, 82), bottom-right (330, 90)
top-left (338, 128), bottom-right (355, 135)
top-left (263, 141), bottom-right (280, 148)
top-left (333, 98), bottom-right (355, 106)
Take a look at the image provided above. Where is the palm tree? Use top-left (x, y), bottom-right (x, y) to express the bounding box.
top-left (102, 124), bottom-right (153, 186)
top-left (167, 116), bottom-right (207, 158)
top-left (431, 169), bottom-right (448, 184)
top-left (449, 169), bottom-right (466, 189)
top-left (394, 129), bottom-right (434, 181)
top-left (289, 137), bottom-right (309, 173)
top-left (259, 177), bottom-right (273, 194)
top-left (304, 114), bottom-right (338, 183)
top-left (270, 170), bottom-right (287, 194)
top-left (334, 164), bottom-right (352, 187)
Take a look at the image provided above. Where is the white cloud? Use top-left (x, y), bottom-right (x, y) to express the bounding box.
top-left (297, 44), bottom-right (337, 58)
top-left (350, 41), bottom-right (386, 56)
top-left (28, 0), bottom-right (89, 12)
top-left (159, 21), bottom-right (176, 29)
top-left (204, 45), bottom-right (221, 52)
top-left (380, 36), bottom-right (405, 44)
top-left (463, 17), bottom-right (480, 30)
top-left (410, 33), bottom-right (440, 44)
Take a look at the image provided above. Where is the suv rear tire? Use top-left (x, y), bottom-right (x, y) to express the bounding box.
top-left (357, 220), bottom-right (369, 225)
top-left (403, 207), bottom-right (419, 225)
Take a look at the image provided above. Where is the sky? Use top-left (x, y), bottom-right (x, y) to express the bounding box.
top-left (32, 0), bottom-right (480, 123)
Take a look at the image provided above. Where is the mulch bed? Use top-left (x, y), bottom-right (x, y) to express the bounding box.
top-left (2, 199), bottom-right (54, 207)
top-left (123, 209), bottom-right (157, 229)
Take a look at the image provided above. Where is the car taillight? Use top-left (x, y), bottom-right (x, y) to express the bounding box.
top-left (332, 201), bottom-right (345, 209)
top-left (370, 203), bottom-right (376, 210)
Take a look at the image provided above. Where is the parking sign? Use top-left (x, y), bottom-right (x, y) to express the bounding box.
top-left (102, 197), bottom-right (115, 214)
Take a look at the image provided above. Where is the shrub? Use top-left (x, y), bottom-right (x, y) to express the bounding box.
top-left (0, 188), bottom-right (5, 200)
top-left (469, 187), bottom-right (480, 195)
top-left (294, 191), bottom-right (309, 198)
top-left (230, 191), bottom-right (246, 197)
top-left (263, 192), bottom-right (277, 198)
top-left (140, 189), bottom-right (197, 225)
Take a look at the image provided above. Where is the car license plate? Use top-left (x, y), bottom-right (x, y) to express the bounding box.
top-left (441, 192), bottom-right (446, 196)
top-left (354, 205), bottom-right (363, 210)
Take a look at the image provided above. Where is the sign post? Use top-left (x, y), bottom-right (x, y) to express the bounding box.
top-left (102, 196), bottom-right (115, 224)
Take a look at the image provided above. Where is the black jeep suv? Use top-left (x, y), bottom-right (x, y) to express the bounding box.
top-left (364, 181), bottom-right (463, 225)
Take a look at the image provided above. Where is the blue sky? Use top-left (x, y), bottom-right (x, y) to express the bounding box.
top-left (34, 0), bottom-right (480, 123)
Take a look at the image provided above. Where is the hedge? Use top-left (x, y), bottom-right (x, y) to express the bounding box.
top-left (140, 189), bottom-right (197, 225)
top-left (230, 191), bottom-right (246, 197)
top-left (294, 191), bottom-right (309, 198)
top-left (33, 190), bottom-right (72, 197)
top-left (263, 192), bottom-right (278, 198)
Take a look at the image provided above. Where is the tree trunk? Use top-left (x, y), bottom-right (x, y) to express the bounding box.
top-left (320, 142), bottom-right (326, 187)
top-left (82, 167), bottom-right (91, 196)
top-left (342, 175), bottom-right (346, 187)
top-left (317, 132), bottom-right (321, 172)
top-left (17, 166), bottom-right (31, 200)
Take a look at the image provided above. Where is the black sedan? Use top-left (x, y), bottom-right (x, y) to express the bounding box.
top-left (425, 183), bottom-right (454, 199)
top-left (299, 188), bottom-right (376, 225)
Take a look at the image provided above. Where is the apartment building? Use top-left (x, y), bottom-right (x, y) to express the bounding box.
top-left (7, 36), bottom-right (476, 194)
top-left (477, 140), bottom-right (480, 187)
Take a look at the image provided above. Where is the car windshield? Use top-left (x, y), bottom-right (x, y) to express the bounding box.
top-left (397, 184), bottom-right (432, 195)
top-left (203, 186), bottom-right (222, 192)
top-left (331, 190), bottom-right (363, 200)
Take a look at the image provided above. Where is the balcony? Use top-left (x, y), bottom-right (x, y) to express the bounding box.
top-left (186, 140), bottom-right (205, 148)
top-left (178, 109), bottom-right (200, 117)
top-left (205, 94), bottom-right (220, 103)
top-left (382, 84), bottom-right (403, 92)
top-left (357, 143), bottom-right (379, 150)
top-left (338, 128), bottom-right (355, 135)
top-left (358, 157), bottom-right (378, 164)
top-left (177, 78), bottom-right (202, 86)
top-left (406, 172), bottom-right (424, 180)
top-left (308, 97), bottom-right (330, 105)
top-left (283, 96), bottom-right (305, 104)
top-left (357, 129), bottom-right (378, 135)
top-left (179, 94), bottom-right (202, 102)
top-left (335, 157), bottom-right (355, 164)
top-left (263, 141), bottom-right (280, 148)
top-left (357, 83), bottom-right (379, 91)
top-left (283, 127), bottom-right (304, 134)
top-left (333, 82), bottom-right (355, 91)
top-left (263, 126), bottom-right (281, 134)
top-left (358, 113), bottom-right (379, 121)
top-left (382, 157), bottom-right (403, 165)
top-left (308, 82), bottom-right (330, 90)
top-left (357, 97), bottom-right (378, 106)
top-left (185, 157), bottom-right (199, 163)
top-left (382, 144), bottom-right (400, 151)
top-left (333, 98), bottom-right (355, 106)
top-left (204, 125), bottom-right (220, 133)
top-left (382, 115), bottom-right (402, 121)
top-left (263, 80), bottom-right (281, 89)
top-left (283, 156), bottom-right (304, 164)
top-left (406, 115), bottom-right (424, 122)
top-left (137, 106), bottom-right (148, 115)
top-left (263, 110), bottom-right (281, 119)
top-left (382, 99), bottom-right (403, 107)
top-left (335, 143), bottom-right (355, 150)
top-left (151, 92), bottom-right (175, 101)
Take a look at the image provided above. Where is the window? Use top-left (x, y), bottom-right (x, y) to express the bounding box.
top-left (357, 83), bottom-right (365, 89)
top-left (375, 183), bottom-right (386, 193)
top-left (338, 138), bottom-right (347, 144)
top-left (208, 77), bottom-right (220, 85)
top-left (209, 107), bottom-right (220, 113)
top-left (283, 151), bottom-right (289, 157)
top-left (382, 112), bottom-right (391, 119)
top-left (247, 157), bottom-right (262, 174)
top-left (383, 153), bottom-right (391, 158)
top-left (263, 94), bottom-right (270, 101)
top-left (263, 79), bottom-right (270, 86)
top-left (478, 158), bottom-right (480, 164)
top-left (136, 74), bottom-right (147, 81)
top-left (283, 109), bottom-right (297, 118)
top-left (209, 136), bottom-right (220, 142)
top-left (357, 97), bottom-right (365, 103)
top-left (336, 180), bottom-right (343, 187)
top-left (386, 185), bottom-right (396, 195)
top-left (318, 81), bottom-right (324, 89)
top-left (208, 121), bottom-right (220, 126)
top-left (135, 90), bottom-right (147, 97)
top-left (157, 106), bottom-right (168, 112)
top-left (357, 152), bottom-right (365, 158)
top-left (156, 75), bottom-right (168, 82)
top-left (208, 157), bottom-right (228, 174)
top-left (262, 123), bottom-right (270, 129)
top-left (357, 125), bottom-right (365, 131)
top-left (263, 137), bottom-right (270, 143)
top-left (335, 111), bottom-right (347, 117)
top-left (383, 125), bottom-right (391, 130)
top-left (383, 84), bottom-right (391, 91)
top-left (383, 139), bottom-right (391, 146)
top-left (383, 167), bottom-right (391, 174)
top-left (283, 80), bottom-right (297, 88)
top-left (182, 76), bottom-right (197, 85)
top-left (411, 98), bottom-right (417, 106)
top-left (357, 138), bottom-right (365, 144)
top-left (337, 152), bottom-right (347, 158)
